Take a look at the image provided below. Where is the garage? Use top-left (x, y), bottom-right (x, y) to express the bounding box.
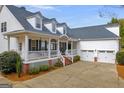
top-left (97, 50), bottom-right (115, 63)
top-left (80, 49), bottom-right (116, 63)
top-left (81, 50), bottom-right (94, 62)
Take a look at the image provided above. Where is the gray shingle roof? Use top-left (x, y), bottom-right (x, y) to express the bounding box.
top-left (6, 5), bottom-right (119, 40)
top-left (6, 5), bottom-right (61, 36)
top-left (67, 25), bottom-right (119, 40)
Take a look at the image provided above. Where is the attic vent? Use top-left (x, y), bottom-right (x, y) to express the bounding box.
top-left (20, 7), bottom-right (26, 10)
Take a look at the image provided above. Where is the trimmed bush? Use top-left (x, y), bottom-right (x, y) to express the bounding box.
top-left (116, 51), bottom-right (124, 65)
top-left (39, 65), bottom-right (49, 71)
top-left (29, 68), bottom-right (40, 75)
top-left (54, 59), bottom-right (63, 67)
top-left (0, 51), bottom-right (22, 74)
top-left (73, 55), bottom-right (80, 62)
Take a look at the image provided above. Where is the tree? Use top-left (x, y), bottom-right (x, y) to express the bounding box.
top-left (110, 17), bottom-right (118, 23)
top-left (109, 18), bottom-right (124, 49)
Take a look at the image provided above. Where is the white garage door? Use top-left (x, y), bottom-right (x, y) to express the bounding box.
top-left (81, 50), bottom-right (94, 62)
top-left (98, 50), bottom-right (115, 63)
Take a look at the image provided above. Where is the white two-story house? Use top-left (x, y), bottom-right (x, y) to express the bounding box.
top-left (0, 5), bottom-right (120, 72)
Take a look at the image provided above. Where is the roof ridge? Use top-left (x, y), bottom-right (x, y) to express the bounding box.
top-left (71, 23), bottom-right (119, 30)
top-left (6, 5), bottom-right (34, 14)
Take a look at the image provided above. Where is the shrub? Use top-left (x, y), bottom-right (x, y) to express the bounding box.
top-left (121, 45), bottom-right (124, 48)
top-left (16, 56), bottom-right (22, 77)
top-left (73, 55), bottom-right (80, 62)
top-left (0, 51), bottom-right (22, 74)
top-left (54, 59), bottom-right (63, 67)
top-left (39, 65), bottom-right (49, 71)
top-left (116, 51), bottom-right (124, 65)
top-left (29, 68), bottom-right (40, 75)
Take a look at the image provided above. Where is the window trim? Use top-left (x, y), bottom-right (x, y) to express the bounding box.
top-left (1, 22), bottom-right (7, 32)
top-left (35, 17), bottom-right (41, 29)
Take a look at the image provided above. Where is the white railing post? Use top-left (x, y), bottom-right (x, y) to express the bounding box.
top-left (66, 41), bottom-right (68, 56)
top-left (57, 39), bottom-right (60, 56)
top-left (7, 36), bottom-right (10, 51)
top-left (48, 38), bottom-right (51, 59)
top-left (71, 41), bottom-right (73, 55)
top-left (24, 34), bottom-right (29, 63)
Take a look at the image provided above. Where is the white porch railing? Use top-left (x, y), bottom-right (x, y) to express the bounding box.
top-left (73, 49), bottom-right (78, 55)
top-left (28, 50), bottom-right (58, 60)
top-left (28, 51), bottom-right (48, 60)
top-left (51, 50), bottom-right (58, 58)
top-left (66, 49), bottom-right (78, 56)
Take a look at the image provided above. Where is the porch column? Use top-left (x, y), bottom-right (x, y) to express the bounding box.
top-left (48, 38), bottom-right (51, 59)
top-left (71, 41), bottom-right (74, 63)
top-left (57, 39), bottom-right (60, 56)
top-left (66, 41), bottom-right (68, 55)
top-left (16, 37), bottom-right (19, 52)
top-left (24, 34), bottom-right (29, 62)
top-left (71, 41), bottom-right (73, 55)
top-left (7, 36), bottom-right (10, 51)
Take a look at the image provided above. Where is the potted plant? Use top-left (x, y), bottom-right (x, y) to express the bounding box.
top-left (116, 51), bottom-right (124, 79)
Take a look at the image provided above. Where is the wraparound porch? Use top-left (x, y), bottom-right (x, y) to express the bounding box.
top-left (5, 31), bottom-right (78, 65)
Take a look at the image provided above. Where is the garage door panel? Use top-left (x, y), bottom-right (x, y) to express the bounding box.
top-left (98, 50), bottom-right (115, 63)
top-left (81, 50), bottom-right (94, 62)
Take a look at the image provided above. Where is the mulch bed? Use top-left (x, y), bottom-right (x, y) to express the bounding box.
top-left (2, 67), bottom-right (59, 81)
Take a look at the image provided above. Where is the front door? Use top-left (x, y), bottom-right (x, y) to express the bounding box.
top-left (60, 42), bottom-right (66, 55)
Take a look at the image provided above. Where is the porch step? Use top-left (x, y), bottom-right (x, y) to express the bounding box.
top-left (64, 56), bottom-right (72, 66)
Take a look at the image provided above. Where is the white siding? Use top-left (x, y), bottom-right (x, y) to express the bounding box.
top-left (27, 17), bottom-right (36, 28)
top-left (0, 6), bottom-right (24, 32)
top-left (44, 23), bottom-right (53, 32)
top-left (79, 40), bottom-right (119, 52)
top-left (106, 26), bottom-right (119, 36)
top-left (0, 6), bottom-right (24, 53)
top-left (56, 26), bottom-right (64, 34)
top-left (79, 40), bottom-right (119, 63)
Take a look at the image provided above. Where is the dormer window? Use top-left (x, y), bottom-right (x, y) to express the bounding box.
top-left (35, 17), bottom-right (41, 28)
top-left (52, 23), bottom-right (56, 32)
top-left (1, 22), bottom-right (7, 32)
top-left (63, 27), bottom-right (66, 34)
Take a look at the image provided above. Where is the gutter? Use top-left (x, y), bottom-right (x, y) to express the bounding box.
top-left (78, 37), bottom-right (120, 41)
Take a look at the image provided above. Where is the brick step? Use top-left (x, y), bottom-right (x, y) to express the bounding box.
top-left (64, 56), bottom-right (72, 66)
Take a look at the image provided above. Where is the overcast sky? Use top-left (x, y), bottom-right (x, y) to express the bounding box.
top-left (19, 5), bottom-right (124, 28)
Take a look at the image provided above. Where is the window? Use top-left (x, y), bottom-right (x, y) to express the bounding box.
top-left (1, 22), bottom-right (7, 32)
top-left (88, 50), bottom-right (94, 52)
top-left (107, 51), bottom-right (114, 53)
top-left (63, 27), bottom-right (66, 34)
top-left (35, 17), bottom-right (41, 28)
top-left (82, 50), bottom-right (87, 52)
top-left (29, 39), bottom-right (48, 51)
top-left (51, 39), bottom-right (57, 50)
top-left (31, 40), bottom-right (37, 51)
top-left (99, 50), bottom-right (105, 53)
top-left (52, 23), bottom-right (56, 32)
top-left (19, 43), bottom-right (22, 51)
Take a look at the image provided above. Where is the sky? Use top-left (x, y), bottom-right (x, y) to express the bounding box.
top-left (19, 5), bottom-right (124, 28)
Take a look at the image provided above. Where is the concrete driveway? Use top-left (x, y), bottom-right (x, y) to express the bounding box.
top-left (0, 72), bottom-right (12, 88)
top-left (13, 61), bottom-right (124, 88)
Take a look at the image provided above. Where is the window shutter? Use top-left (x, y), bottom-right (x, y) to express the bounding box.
top-left (29, 39), bottom-right (31, 51)
top-left (39, 40), bottom-right (41, 51)
top-left (36, 40), bottom-right (38, 51)
top-left (45, 41), bottom-right (47, 50)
